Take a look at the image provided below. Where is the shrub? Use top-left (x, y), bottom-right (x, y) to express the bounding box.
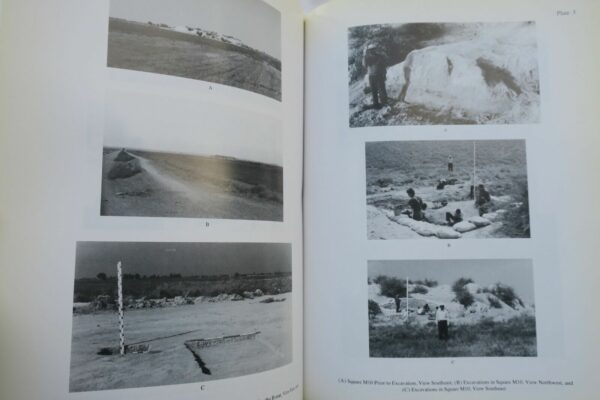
top-left (489, 283), bottom-right (523, 309)
top-left (452, 277), bottom-right (474, 294)
top-left (488, 295), bottom-right (502, 309)
top-left (455, 289), bottom-right (475, 308)
top-left (411, 285), bottom-right (428, 294)
top-left (368, 300), bottom-right (382, 319)
top-left (377, 276), bottom-right (407, 298)
top-left (412, 279), bottom-right (438, 287)
top-left (452, 277), bottom-right (475, 308)
top-left (496, 181), bottom-right (530, 238)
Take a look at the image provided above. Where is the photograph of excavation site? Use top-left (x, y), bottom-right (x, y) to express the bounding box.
top-left (348, 22), bottom-right (540, 127)
top-left (366, 139), bottom-right (530, 240)
top-left (69, 241), bottom-right (292, 392)
top-left (107, 0), bottom-right (281, 101)
top-left (100, 86), bottom-right (283, 221)
top-left (368, 259), bottom-right (537, 358)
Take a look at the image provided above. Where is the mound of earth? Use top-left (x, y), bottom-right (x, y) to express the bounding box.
top-left (107, 151), bottom-right (142, 180)
top-left (369, 281), bottom-right (533, 326)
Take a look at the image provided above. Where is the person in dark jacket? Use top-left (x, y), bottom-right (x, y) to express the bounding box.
top-left (406, 188), bottom-right (425, 221)
top-left (446, 209), bottom-right (463, 226)
top-left (475, 184), bottom-right (491, 215)
top-left (362, 43), bottom-right (388, 108)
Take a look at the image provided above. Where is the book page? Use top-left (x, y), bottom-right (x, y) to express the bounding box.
top-left (303, 0), bottom-right (600, 398)
top-left (0, 1), bottom-right (303, 399)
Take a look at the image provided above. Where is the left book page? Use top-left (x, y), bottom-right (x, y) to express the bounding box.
top-left (0, 1), bottom-right (304, 399)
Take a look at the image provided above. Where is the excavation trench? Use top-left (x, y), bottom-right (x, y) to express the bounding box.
top-left (184, 331), bottom-right (261, 375)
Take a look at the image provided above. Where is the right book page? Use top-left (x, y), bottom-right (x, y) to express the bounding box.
top-left (303, 0), bottom-right (600, 398)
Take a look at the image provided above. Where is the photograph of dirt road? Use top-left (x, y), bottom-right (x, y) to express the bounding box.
top-left (368, 259), bottom-right (536, 358)
top-left (349, 22), bottom-right (540, 126)
top-left (366, 140), bottom-right (530, 239)
top-left (69, 241), bottom-right (292, 392)
top-left (101, 148), bottom-right (283, 220)
top-left (108, 0), bottom-right (281, 101)
top-left (100, 86), bottom-right (283, 221)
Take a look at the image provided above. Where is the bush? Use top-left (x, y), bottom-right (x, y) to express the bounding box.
top-left (412, 279), bottom-right (438, 287)
top-left (489, 284), bottom-right (523, 309)
top-left (368, 300), bottom-right (382, 319)
top-left (452, 278), bottom-right (474, 294)
top-left (376, 276), bottom-right (407, 298)
top-left (452, 277), bottom-right (475, 308)
top-left (455, 289), bottom-right (475, 308)
top-left (497, 181), bottom-right (530, 238)
top-left (411, 285), bottom-right (428, 294)
top-left (488, 295), bottom-right (502, 309)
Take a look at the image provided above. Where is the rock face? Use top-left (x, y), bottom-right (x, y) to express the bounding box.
top-left (385, 23), bottom-right (539, 123)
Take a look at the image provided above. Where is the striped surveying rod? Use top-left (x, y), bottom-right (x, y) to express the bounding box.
top-left (117, 261), bottom-right (125, 355)
top-left (406, 276), bottom-right (409, 321)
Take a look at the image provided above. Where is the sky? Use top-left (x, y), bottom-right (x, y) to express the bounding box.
top-left (75, 242), bottom-right (291, 278)
top-left (110, 0), bottom-right (281, 59)
top-left (368, 259), bottom-right (534, 304)
top-left (104, 87), bottom-right (282, 166)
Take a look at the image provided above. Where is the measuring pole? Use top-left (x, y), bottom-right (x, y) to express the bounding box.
top-left (406, 276), bottom-right (409, 321)
top-left (117, 261), bottom-right (125, 355)
top-left (473, 142), bottom-right (477, 203)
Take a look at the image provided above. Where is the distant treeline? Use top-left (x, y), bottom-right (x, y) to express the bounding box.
top-left (74, 272), bottom-right (292, 303)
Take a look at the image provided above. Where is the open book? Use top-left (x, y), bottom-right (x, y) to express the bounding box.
top-left (1, 0), bottom-right (599, 399)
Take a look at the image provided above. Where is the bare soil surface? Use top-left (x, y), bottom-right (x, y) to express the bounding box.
top-left (69, 294), bottom-right (291, 392)
top-left (101, 149), bottom-right (283, 221)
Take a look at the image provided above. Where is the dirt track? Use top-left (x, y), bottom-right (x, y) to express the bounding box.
top-left (100, 149), bottom-right (283, 221)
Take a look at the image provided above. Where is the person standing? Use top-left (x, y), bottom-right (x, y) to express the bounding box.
top-left (394, 294), bottom-right (401, 313)
top-left (475, 184), bottom-right (492, 216)
top-left (436, 304), bottom-right (449, 341)
top-left (447, 155), bottom-right (454, 172)
top-left (362, 43), bottom-right (388, 109)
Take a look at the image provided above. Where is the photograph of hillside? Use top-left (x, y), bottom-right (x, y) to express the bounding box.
top-left (368, 259), bottom-right (536, 358)
top-left (366, 140), bottom-right (530, 239)
top-left (107, 0), bottom-right (281, 101)
top-left (69, 241), bottom-right (292, 392)
top-left (348, 22), bottom-right (540, 126)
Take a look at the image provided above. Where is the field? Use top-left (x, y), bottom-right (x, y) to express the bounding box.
top-left (74, 273), bottom-right (291, 303)
top-left (69, 293), bottom-right (292, 392)
top-left (108, 18), bottom-right (281, 101)
top-left (101, 148), bottom-right (283, 221)
top-left (366, 140), bottom-right (530, 239)
top-left (369, 315), bottom-right (537, 358)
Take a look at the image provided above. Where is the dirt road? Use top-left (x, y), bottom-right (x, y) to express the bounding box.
top-left (101, 150), bottom-right (283, 221)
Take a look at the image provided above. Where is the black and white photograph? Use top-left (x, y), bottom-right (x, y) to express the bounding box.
top-left (368, 259), bottom-right (536, 358)
top-left (366, 139), bottom-right (530, 240)
top-left (348, 22), bottom-right (540, 126)
top-left (69, 241), bottom-right (292, 392)
top-left (107, 0), bottom-right (282, 101)
top-left (100, 88), bottom-right (283, 221)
